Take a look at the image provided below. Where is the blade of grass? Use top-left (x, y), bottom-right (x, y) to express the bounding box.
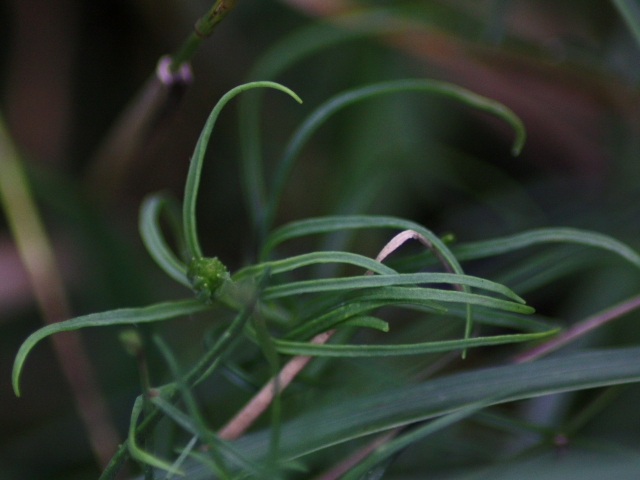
top-left (262, 272), bottom-right (526, 303)
top-left (610, 0), bottom-right (640, 50)
top-left (271, 329), bottom-right (556, 357)
top-left (139, 193), bottom-right (190, 287)
top-left (265, 79), bottom-right (525, 231)
top-left (232, 251), bottom-right (398, 281)
top-left (229, 347), bottom-right (640, 463)
top-left (13, 299), bottom-right (211, 396)
top-left (183, 82), bottom-right (302, 260)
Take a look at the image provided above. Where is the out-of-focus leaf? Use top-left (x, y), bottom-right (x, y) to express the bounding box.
top-left (229, 347), bottom-right (640, 462)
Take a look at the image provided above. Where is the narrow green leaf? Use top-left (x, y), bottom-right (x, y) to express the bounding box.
top-left (264, 216), bottom-right (459, 272)
top-left (12, 299), bottom-right (210, 396)
top-left (151, 394), bottom-right (272, 479)
top-left (260, 214), bottom-right (476, 352)
top-left (266, 79), bottom-right (525, 229)
top-left (240, 13), bottom-right (412, 234)
top-left (341, 402), bottom-right (489, 480)
top-left (441, 304), bottom-right (557, 333)
top-left (232, 251), bottom-right (398, 281)
top-left (285, 296), bottom-right (445, 341)
top-left (340, 287), bottom-right (533, 314)
top-left (611, 0), bottom-right (640, 49)
top-left (272, 329), bottom-right (555, 357)
top-left (339, 315), bottom-right (390, 332)
top-left (452, 228), bottom-right (640, 269)
top-left (263, 272), bottom-right (526, 303)
top-left (231, 347), bottom-right (640, 462)
top-left (139, 193), bottom-right (190, 287)
top-left (183, 81), bottom-right (302, 260)
top-left (128, 395), bottom-right (184, 475)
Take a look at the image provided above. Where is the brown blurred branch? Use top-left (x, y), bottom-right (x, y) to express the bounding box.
top-left (84, 0), bottom-right (242, 203)
top-left (0, 113), bottom-right (119, 469)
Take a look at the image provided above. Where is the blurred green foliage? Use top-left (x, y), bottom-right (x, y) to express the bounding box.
top-left (3, 1), bottom-right (640, 479)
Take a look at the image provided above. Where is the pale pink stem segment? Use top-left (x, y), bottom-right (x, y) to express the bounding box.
top-left (367, 229), bottom-right (456, 275)
top-left (218, 330), bottom-right (335, 440)
top-left (513, 293), bottom-right (640, 363)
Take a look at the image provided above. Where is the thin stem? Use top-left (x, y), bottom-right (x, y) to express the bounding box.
top-left (86, 0), bottom-right (241, 201)
top-left (85, 57), bottom-right (192, 201)
top-left (0, 112), bottom-right (119, 468)
top-left (217, 329), bottom-right (335, 440)
top-left (170, 0), bottom-right (241, 71)
top-left (513, 293), bottom-right (640, 363)
top-left (99, 272), bottom-right (267, 480)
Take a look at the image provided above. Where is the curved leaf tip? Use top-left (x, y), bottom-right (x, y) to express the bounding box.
top-left (12, 299), bottom-right (211, 397)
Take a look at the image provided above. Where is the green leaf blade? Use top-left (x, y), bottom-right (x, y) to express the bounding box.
top-left (12, 299), bottom-right (211, 396)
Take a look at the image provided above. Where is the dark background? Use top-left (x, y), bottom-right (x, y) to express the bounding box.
top-left (2, 1), bottom-right (640, 478)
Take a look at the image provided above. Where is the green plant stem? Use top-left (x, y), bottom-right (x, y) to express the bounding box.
top-left (0, 112), bottom-right (119, 469)
top-left (98, 273), bottom-right (265, 480)
top-left (169, 0), bottom-right (241, 71)
top-left (85, 57), bottom-right (192, 201)
top-left (86, 0), bottom-right (241, 201)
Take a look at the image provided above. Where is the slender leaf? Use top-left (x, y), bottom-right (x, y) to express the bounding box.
top-left (338, 315), bottom-right (390, 332)
top-left (261, 214), bottom-right (477, 351)
top-left (334, 287), bottom-right (533, 314)
top-left (611, 0), bottom-right (640, 49)
top-left (341, 402), bottom-right (489, 480)
top-left (183, 81), bottom-right (302, 259)
top-left (272, 329), bottom-right (555, 357)
top-left (263, 216), bottom-right (460, 273)
top-left (452, 228), bottom-right (640, 269)
top-left (240, 12), bottom-right (414, 233)
top-left (12, 299), bottom-right (211, 396)
top-left (232, 251), bottom-right (398, 281)
top-left (231, 347), bottom-right (640, 462)
top-left (128, 395), bottom-right (183, 475)
top-left (139, 193), bottom-right (190, 287)
top-left (266, 79), bottom-right (525, 229)
top-left (263, 272), bottom-right (526, 303)
top-left (285, 296), bottom-right (445, 340)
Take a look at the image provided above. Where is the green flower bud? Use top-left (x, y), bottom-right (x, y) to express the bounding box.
top-left (187, 257), bottom-right (230, 302)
